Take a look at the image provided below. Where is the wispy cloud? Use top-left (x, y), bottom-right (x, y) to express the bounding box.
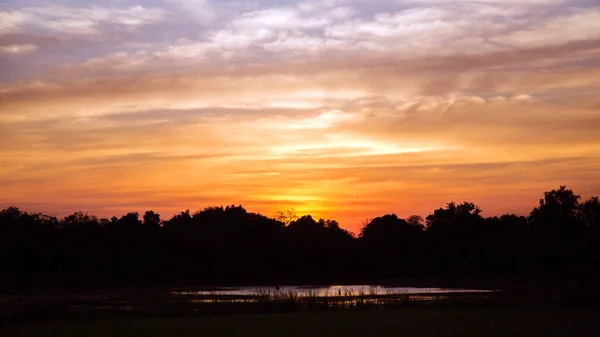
top-left (1, 5), bottom-right (168, 35)
top-left (0, 43), bottom-right (38, 54)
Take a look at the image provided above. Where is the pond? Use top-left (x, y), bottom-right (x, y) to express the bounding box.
top-left (173, 285), bottom-right (493, 297)
top-left (1, 285), bottom-right (498, 320)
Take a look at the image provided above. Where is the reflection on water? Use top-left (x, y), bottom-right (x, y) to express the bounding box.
top-left (1, 285), bottom-right (497, 319)
top-left (189, 295), bottom-right (465, 304)
top-left (174, 285), bottom-right (492, 297)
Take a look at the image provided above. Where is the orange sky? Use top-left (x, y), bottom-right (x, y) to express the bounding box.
top-left (1, 0), bottom-right (600, 232)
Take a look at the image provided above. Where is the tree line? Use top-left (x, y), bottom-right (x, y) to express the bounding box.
top-left (1, 186), bottom-right (599, 288)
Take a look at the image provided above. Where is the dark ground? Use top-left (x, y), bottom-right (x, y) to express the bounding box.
top-left (3, 308), bottom-right (599, 337)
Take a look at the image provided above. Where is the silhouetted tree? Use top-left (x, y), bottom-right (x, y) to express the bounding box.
top-left (359, 214), bottom-right (425, 276)
top-left (275, 208), bottom-right (298, 225)
top-left (580, 196), bottom-right (600, 228)
top-left (530, 186), bottom-right (582, 229)
top-left (407, 215), bottom-right (425, 230)
top-left (143, 210), bottom-right (161, 228)
top-left (1, 186), bottom-right (599, 288)
top-left (61, 212), bottom-right (99, 230)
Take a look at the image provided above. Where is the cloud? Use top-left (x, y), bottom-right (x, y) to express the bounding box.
top-left (402, 0), bottom-right (566, 4)
top-left (0, 5), bottom-right (168, 36)
top-left (510, 94), bottom-right (534, 102)
top-left (1, 0), bottom-right (600, 228)
top-left (0, 10), bottom-right (30, 34)
top-left (21, 0), bottom-right (592, 87)
top-left (492, 10), bottom-right (600, 48)
top-left (0, 43), bottom-right (38, 54)
top-left (164, 0), bottom-right (215, 23)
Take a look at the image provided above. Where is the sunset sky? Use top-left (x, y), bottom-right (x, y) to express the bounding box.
top-left (1, 0), bottom-right (599, 232)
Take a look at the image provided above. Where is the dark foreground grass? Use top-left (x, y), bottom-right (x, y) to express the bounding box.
top-left (3, 308), bottom-right (599, 337)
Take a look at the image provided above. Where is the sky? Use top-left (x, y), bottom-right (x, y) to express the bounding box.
top-left (1, 0), bottom-right (600, 232)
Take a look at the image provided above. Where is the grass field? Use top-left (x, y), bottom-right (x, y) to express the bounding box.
top-left (3, 308), bottom-right (599, 337)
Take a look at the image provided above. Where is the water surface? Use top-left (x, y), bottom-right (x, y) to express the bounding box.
top-left (174, 285), bottom-right (492, 297)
